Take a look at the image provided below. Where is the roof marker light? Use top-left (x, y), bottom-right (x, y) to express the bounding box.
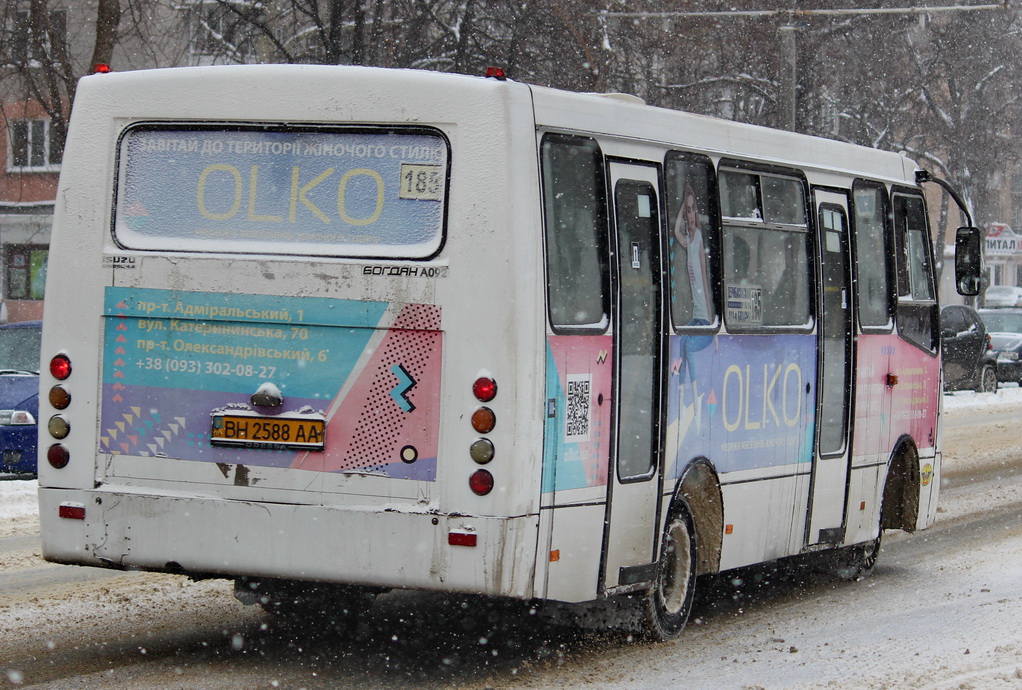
top-left (485, 66), bottom-right (507, 81)
top-left (93, 63), bottom-right (112, 74)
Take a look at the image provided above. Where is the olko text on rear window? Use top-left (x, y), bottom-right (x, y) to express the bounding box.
top-left (114, 125), bottom-right (448, 258)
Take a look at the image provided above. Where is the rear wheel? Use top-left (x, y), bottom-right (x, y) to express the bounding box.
top-left (240, 578), bottom-right (377, 634)
top-left (642, 502), bottom-right (698, 641)
top-left (976, 364), bottom-right (997, 393)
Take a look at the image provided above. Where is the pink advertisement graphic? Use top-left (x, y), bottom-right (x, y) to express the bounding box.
top-left (543, 335), bottom-right (613, 492)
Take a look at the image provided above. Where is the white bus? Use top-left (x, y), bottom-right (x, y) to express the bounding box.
top-left (38, 65), bottom-right (980, 640)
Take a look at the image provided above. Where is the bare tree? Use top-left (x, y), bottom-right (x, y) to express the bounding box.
top-left (0, 0), bottom-right (130, 160)
top-left (90, 0), bottom-right (121, 69)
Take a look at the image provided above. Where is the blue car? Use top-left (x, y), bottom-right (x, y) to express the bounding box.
top-left (0, 320), bottom-right (41, 477)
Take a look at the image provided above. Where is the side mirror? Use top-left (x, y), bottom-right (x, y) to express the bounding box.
top-left (955, 226), bottom-right (983, 296)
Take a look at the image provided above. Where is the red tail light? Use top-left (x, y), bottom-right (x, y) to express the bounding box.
top-left (50, 354), bottom-right (72, 380)
top-left (47, 444), bottom-right (70, 469)
top-left (469, 469), bottom-right (494, 496)
top-left (472, 377), bottom-right (497, 402)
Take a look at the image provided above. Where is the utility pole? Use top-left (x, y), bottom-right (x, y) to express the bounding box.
top-left (778, 24), bottom-right (797, 131)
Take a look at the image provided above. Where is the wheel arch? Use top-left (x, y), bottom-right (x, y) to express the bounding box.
top-left (881, 436), bottom-right (921, 533)
top-left (672, 458), bottom-right (724, 576)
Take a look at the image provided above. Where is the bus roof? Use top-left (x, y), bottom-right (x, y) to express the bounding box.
top-left (73, 64), bottom-right (915, 187)
top-left (529, 83), bottom-right (915, 185)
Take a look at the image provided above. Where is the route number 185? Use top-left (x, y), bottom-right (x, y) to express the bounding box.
top-left (399, 163), bottom-right (443, 201)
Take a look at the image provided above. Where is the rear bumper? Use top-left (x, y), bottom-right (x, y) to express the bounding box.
top-left (39, 486), bottom-right (538, 599)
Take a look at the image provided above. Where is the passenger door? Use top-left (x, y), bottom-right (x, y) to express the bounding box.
top-left (601, 161), bottom-right (666, 591)
top-left (806, 189), bottom-right (855, 545)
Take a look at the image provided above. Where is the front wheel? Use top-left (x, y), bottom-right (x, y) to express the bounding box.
top-left (976, 364), bottom-right (997, 393)
top-left (642, 502), bottom-right (698, 641)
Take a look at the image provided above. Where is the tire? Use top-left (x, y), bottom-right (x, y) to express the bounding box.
top-left (642, 503), bottom-right (698, 641)
top-left (833, 531), bottom-right (881, 581)
top-left (251, 579), bottom-right (376, 634)
top-left (976, 364), bottom-right (997, 393)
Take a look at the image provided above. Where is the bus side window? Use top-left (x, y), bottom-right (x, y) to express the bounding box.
top-left (723, 225), bottom-right (812, 328)
top-left (852, 182), bottom-right (894, 331)
top-left (720, 169), bottom-right (811, 330)
top-left (665, 153), bottom-right (718, 331)
top-left (540, 135), bottom-right (610, 332)
top-left (893, 193), bottom-right (938, 351)
top-left (720, 170), bottom-right (761, 221)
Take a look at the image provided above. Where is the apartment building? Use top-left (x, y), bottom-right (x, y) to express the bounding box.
top-left (0, 1), bottom-right (257, 320)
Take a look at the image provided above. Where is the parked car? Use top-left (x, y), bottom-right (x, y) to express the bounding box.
top-left (983, 285), bottom-right (1022, 308)
top-left (940, 305), bottom-right (997, 392)
top-left (978, 308), bottom-right (1022, 386)
top-left (0, 320), bottom-right (41, 476)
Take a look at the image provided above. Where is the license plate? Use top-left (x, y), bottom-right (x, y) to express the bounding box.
top-left (210, 414), bottom-right (325, 451)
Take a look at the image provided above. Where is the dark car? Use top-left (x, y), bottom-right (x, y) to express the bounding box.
top-left (978, 308), bottom-right (1022, 386)
top-left (0, 320), bottom-right (41, 476)
top-left (941, 305), bottom-right (997, 392)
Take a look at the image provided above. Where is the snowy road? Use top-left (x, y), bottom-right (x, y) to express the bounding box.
top-left (2, 390), bottom-right (1022, 688)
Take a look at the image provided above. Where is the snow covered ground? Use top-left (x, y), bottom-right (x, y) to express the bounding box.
top-left (942, 381), bottom-right (1022, 411)
top-left (0, 474), bottom-right (37, 538)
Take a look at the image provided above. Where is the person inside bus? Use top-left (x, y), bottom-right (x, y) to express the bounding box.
top-left (671, 181), bottom-right (714, 413)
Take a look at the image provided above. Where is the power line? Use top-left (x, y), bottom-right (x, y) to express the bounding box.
top-left (602, 4), bottom-right (1009, 20)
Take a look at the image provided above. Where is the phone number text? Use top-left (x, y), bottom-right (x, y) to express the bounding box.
top-left (136, 357), bottom-right (278, 378)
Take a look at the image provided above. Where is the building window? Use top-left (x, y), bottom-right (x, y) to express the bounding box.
top-left (187, 1), bottom-right (260, 65)
top-left (8, 118), bottom-right (61, 171)
top-left (5, 245), bottom-right (48, 300)
top-left (9, 8), bottom-right (67, 66)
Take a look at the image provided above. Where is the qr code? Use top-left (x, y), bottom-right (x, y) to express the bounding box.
top-left (565, 375), bottom-right (591, 441)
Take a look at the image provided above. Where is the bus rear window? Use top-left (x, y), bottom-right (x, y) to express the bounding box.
top-left (114, 125), bottom-right (448, 258)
